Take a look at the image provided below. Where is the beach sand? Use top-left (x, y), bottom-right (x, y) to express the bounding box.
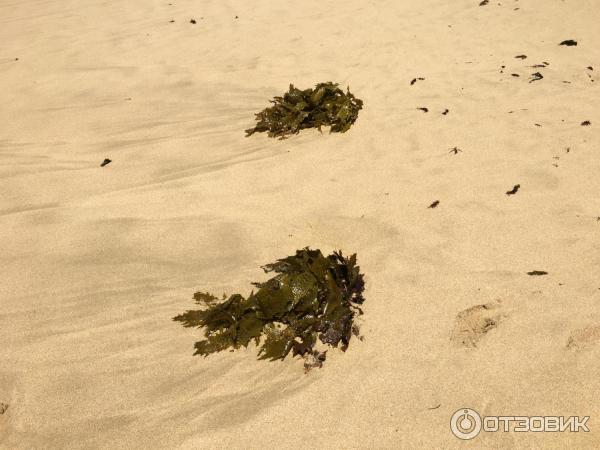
top-left (1, 0), bottom-right (599, 448)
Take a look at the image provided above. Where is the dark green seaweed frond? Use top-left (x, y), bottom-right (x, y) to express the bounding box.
top-left (173, 248), bottom-right (365, 368)
top-left (245, 83), bottom-right (363, 139)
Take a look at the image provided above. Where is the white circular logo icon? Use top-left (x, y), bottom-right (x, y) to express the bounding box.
top-left (451, 408), bottom-right (482, 440)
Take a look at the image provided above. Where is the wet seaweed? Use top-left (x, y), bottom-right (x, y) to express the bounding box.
top-left (245, 83), bottom-right (363, 139)
top-left (173, 249), bottom-right (365, 368)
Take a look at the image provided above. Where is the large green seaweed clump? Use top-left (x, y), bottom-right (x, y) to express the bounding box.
top-left (245, 82), bottom-right (363, 139)
top-left (173, 249), bottom-right (365, 369)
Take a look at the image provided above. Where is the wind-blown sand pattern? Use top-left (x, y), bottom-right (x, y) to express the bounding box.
top-left (1, 0), bottom-right (599, 448)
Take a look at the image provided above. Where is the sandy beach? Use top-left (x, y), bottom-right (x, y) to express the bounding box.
top-left (1, 0), bottom-right (599, 448)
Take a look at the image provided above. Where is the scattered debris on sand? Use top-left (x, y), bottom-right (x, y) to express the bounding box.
top-left (410, 77), bottom-right (425, 85)
top-left (246, 83), bottom-right (363, 139)
top-left (479, 0), bottom-right (489, 6)
top-left (417, 107), bottom-right (429, 113)
top-left (515, 54), bottom-right (527, 59)
top-left (428, 200), bottom-right (440, 209)
top-left (173, 248), bottom-right (365, 370)
top-left (527, 270), bottom-right (548, 276)
top-left (506, 184), bottom-right (520, 195)
top-left (581, 120), bottom-right (591, 126)
top-left (100, 158), bottom-right (111, 167)
top-left (442, 108), bottom-right (449, 115)
top-left (448, 147), bottom-right (462, 155)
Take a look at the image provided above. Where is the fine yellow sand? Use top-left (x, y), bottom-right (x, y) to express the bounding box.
top-left (1, 0), bottom-right (599, 448)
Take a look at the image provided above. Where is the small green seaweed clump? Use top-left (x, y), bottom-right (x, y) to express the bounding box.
top-left (245, 82), bottom-right (363, 139)
top-left (173, 249), bottom-right (365, 368)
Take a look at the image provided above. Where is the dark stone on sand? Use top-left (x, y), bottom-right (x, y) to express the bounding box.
top-left (559, 40), bottom-right (577, 46)
top-left (428, 200), bottom-right (440, 209)
top-left (581, 121), bottom-right (591, 126)
top-left (101, 158), bottom-right (112, 167)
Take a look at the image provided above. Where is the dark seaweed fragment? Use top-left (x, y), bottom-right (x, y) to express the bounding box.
top-left (245, 82), bottom-right (363, 139)
top-left (515, 55), bottom-right (527, 59)
top-left (529, 72), bottom-right (543, 83)
top-left (559, 40), bottom-right (577, 46)
top-left (173, 248), bottom-right (366, 368)
top-left (100, 158), bottom-right (111, 167)
top-left (581, 121), bottom-right (591, 126)
top-left (527, 271), bottom-right (548, 276)
top-left (506, 184), bottom-right (520, 195)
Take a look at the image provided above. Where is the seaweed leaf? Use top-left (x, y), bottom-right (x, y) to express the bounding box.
top-left (173, 248), bottom-right (366, 369)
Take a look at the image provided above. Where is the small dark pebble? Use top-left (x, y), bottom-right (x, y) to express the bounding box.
top-left (428, 200), bottom-right (440, 209)
top-left (534, 123), bottom-right (541, 127)
top-left (190, 19), bottom-right (196, 24)
top-left (511, 73), bottom-right (520, 77)
top-left (479, 0), bottom-right (489, 5)
top-left (515, 55), bottom-right (527, 59)
top-left (101, 158), bottom-right (112, 167)
top-left (527, 271), bottom-right (548, 276)
top-left (506, 184), bottom-right (520, 195)
top-left (169, 20), bottom-right (175, 23)
top-left (442, 108), bottom-right (449, 115)
top-left (581, 121), bottom-right (591, 126)
top-left (417, 107), bottom-right (429, 113)
top-left (559, 40), bottom-right (577, 46)
top-left (587, 66), bottom-right (593, 71)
